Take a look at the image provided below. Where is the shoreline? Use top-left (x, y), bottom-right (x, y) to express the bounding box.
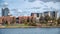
top-left (0, 26), bottom-right (60, 29)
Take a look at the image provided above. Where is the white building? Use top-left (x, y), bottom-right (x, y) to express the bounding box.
top-left (43, 11), bottom-right (58, 19)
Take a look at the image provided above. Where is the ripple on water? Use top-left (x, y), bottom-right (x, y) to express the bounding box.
top-left (0, 28), bottom-right (60, 34)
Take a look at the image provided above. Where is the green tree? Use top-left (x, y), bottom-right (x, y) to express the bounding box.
top-left (44, 15), bottom-right (52, 22)
top-left (11, 17), bottom-right (16, 24)
top-left (57, 17), bottom-right (60, 25)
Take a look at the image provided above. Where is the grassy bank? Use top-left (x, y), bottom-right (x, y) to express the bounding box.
top-left (0, 24), bottom-right (36, 28)
top-left (0, 24), bottom-right (60, 28)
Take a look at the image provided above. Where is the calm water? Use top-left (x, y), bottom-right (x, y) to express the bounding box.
top-left (0, 28), bottom-right (60, 34)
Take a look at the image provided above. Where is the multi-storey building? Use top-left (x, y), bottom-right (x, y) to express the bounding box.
top-left (31, 13), bottom-right (43, 23)
top-left (0, 16), bottom-right (16, 25)
top-left (43, 11), bottom-right (57, 19)
top-left (2, 7), bottom-right (9, 16)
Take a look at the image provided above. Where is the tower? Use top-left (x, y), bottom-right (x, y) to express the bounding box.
top-left (2, 7), bottom-right (9, 16)
top-left (2, 2), bottom-right (9, 16)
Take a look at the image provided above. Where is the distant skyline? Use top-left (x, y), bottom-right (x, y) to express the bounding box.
top-left (0, 0), bottom-right (60, 17)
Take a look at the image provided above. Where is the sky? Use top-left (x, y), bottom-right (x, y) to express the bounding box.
top-left (0, 0), bottom-right (60, 17)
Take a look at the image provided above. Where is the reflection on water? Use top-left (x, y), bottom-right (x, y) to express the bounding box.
top-left (0, 28), bottom-right (60, 34)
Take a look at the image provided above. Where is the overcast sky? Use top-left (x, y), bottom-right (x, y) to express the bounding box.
top-left (0, 0), bottom-right (60, 16)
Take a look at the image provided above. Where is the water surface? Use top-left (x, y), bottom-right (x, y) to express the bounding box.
top-left (0, 28), bottom-right (60, 34)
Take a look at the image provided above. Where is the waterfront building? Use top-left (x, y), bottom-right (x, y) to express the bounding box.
top-left (43, 11), bottom-right (57, 19)
top-left (18, 16), bottom-right (35, 24)
top-left (16, 17), bottom-right (19, 24)
top-left (43, 11), bottom-right (50, 17)
top-left (50, 11), bottom-right (57, 19)
top-left (0, 16), bottom-right (16, 25)
top-left (31, 13), bottom-right (42, 18)
top-left (31, 13), bottom-right (43, 23)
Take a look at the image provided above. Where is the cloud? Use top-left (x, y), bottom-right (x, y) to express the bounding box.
top-left (1, 0), bottom-right (60, 16)
top-left (27, 0), bottom-right (36, 2)
top-left (26, 0), bottom-right (60, 2)
top-left (40, 0), bottom-right (60, 2)
top-left (45, 2), bottom-right (60, 10)
top-left (26, 1), bottom-right (60, 10)
top-left (16, 0), bottom-right (60, 16)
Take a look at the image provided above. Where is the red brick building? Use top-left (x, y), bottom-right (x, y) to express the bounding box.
top-left (0, 16), bottom-right (36, 25)
top-left (18, 16), bottom-right (36, 24)
top-left (0, 16), bottom-right (16, 25)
